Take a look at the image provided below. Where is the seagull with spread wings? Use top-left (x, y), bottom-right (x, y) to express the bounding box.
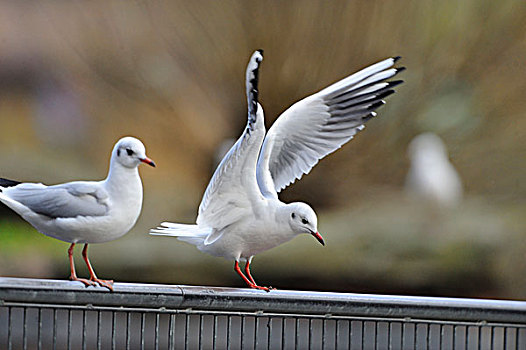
top-left (151, 50), bottom-right (404, 290)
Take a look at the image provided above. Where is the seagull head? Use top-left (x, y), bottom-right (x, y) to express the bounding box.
top-left (112, 137), bottom-right (156, 169)
top-left (287, 202), bottom-right (324, 246)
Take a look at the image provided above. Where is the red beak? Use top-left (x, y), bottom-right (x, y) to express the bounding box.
top-left (311, 231), bottom-right (325, 246)
top-left (140, 157), bottom-right (156, 167)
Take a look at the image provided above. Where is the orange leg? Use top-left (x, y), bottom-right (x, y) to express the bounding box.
top-left (82, 244), bottom-right (114, 291)
top-left (244, 260), bottom-right (257, 285)
top-left (68, 243), bottom-right (95, 287)
top-left (234, 260), bottom-right (271, 292)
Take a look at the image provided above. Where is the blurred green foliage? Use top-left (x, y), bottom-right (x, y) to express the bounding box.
top-left (0, 219), bottom-right (65, 277)
top-left (0, 221), bottom-right (37, 253)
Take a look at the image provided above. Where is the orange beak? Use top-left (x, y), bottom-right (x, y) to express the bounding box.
top-left (311, 231), bottom-right (325, 246)
top-left (140, 157), bottom-right (156, 167)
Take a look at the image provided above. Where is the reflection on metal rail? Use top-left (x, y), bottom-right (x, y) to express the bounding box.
top-left (1, 277), bottom-right (525, 349)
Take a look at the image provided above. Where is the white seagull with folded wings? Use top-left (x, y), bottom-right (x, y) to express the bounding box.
top-left (0, 137), bottom-right (155, 290)
top-left (151, 50), bottom-right (404, 290)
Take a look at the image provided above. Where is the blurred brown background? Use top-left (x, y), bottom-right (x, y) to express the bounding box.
top-left (0, 0), bottom-right (525, 299)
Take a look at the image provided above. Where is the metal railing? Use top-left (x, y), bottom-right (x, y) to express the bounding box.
top-left (1, 277), bottom-right (525, 349)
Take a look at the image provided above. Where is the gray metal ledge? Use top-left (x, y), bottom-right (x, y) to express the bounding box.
top-left (1, 277), bottom-right (525, 324)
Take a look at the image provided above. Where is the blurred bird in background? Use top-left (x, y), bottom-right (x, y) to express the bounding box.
top-left (405, 133), bottom-right (463, 208)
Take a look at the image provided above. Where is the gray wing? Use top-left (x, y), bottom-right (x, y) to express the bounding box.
top-left (196, 50), bottom-right (266, 234)
top-left (256, 57), bottom-right (404, 197)
top-left (4, 181), bottom-right (109, 218)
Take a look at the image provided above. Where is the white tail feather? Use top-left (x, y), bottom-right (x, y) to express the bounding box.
top-left (149, 223), bottom-right (203, 236)
top-left (149, 230), bottom-right (200, 237)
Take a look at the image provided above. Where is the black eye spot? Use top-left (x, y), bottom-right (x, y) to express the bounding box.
top-left (126, 148), bottom-right (134, 156)
top-left (291, 213), bottom-right (295, 219)
top-left (117, 149), bottom-right (121, 156)
top-left (301, 218), bottom-right (308, 225)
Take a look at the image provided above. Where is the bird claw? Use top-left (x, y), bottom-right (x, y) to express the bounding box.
top-left (91, 278), bottom-right (114, 291)
top-left (250, 284), bottom-right (274, 292)
top-left (70, 276), bottom-right (97, 287)
top-left (70, 275), bottom-right (113, 291)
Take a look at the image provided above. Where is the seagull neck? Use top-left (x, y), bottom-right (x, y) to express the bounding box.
top-left (104, 162), bottom-right (140, 190)
top-left (274, 201), bottom-right (292, 226)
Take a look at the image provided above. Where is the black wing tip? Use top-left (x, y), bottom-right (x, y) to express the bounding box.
top-left (396, 66), bottom-right (406, 73)
top-left (377, 89), bottom-right (395, 99)
top-left (367, 100), bottom-right (386, 111)
top-left (362, 112), bottom-right (377, 122)
top-left (0, 178), bottom-right (21, 188)
top-left (252, 49), bottom-right (264, 64)
top-left (388, 80), bottom-right (404, 88)
top-left (393, 56), bottom-right (402, 63)
top-left (247, 50), bottom-right (264, 125)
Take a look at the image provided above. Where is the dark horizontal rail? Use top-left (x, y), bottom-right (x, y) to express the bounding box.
top-left (1, 277), bottom-right (526, 324)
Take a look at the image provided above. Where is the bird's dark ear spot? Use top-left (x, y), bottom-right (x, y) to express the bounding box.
top-left (117, 149), bottom-right (121, 156)
top-left (291, 213), bottom-right (295, 219)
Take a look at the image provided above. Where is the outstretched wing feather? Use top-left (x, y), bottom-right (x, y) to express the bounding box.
top-left (196, 50), bottom-right (266, 231)
top-left (256, 57), bottom-right (404, 196)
